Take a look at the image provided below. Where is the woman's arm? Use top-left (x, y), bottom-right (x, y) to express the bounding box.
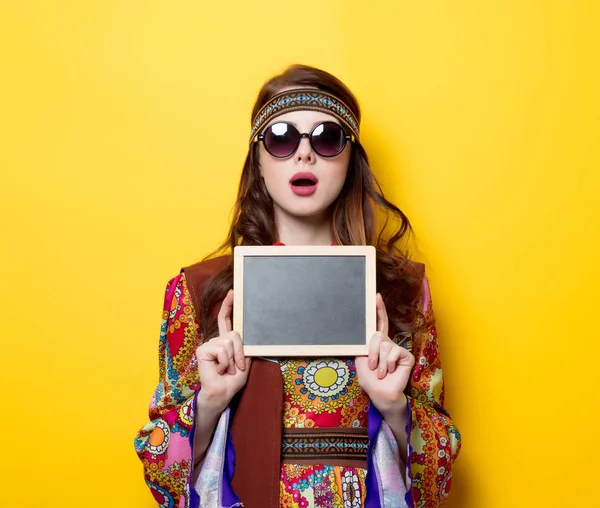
top-left (355, 270), bottom-right (461, 505)
top-left (133, 274), bottom-right (200, 507)
top-left (191, 392), bottom-right (223, 474)
top-left (406, 274), bottom-right (462, 507)
top-left (378, 395), bottom-right (410, 463)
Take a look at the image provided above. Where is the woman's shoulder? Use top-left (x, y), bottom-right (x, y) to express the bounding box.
top-left (182, 254), bottom-right (231, 273)
top-left (177, 255), bottom-right (230, 312)
top-left (180, 255), bottom-right (229, 289)
top-left (405, 258), bottom-right (426, 280)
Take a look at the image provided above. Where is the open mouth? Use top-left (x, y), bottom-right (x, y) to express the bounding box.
top-left (290, 173), bottom-right (319, 186)
top-left (289, 172), bottom-right (319, 196)
top-left (291, 179), bottom-right (317, 187)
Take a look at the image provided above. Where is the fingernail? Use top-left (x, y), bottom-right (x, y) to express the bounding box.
top-left (378, 368), bottom-right (385, 379)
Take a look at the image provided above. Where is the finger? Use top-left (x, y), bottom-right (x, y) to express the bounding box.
top-left (217, 289), bottom-right (234, 336)
top-left (222, 339), bottom-right (236, 375)
top-left (376, 293), bottom-right (389, 339)
top-left (386, 345), bottom-right (403, 374)
top-left (398, 348), bottom-right (415, 369)
top-left (231, 331), bottom-right (246, 371)
top-left (378, 340), bottom-right (392, 379)
top-left (216, 345), bottom-right (233, 375)
top-left (368, 331), bottom-right (383, 370)
top-left (196, 344), bottom-right (219, 362)
top-left (197, 342), bottom-right (234, 375)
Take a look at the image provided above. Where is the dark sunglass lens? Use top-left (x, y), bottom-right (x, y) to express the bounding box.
top-left (264, 123), bottom-right (299, 157)
top-left (311, 122), bottom-right (345, 157)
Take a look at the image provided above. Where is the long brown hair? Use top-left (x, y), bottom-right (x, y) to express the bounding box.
top-left (198, 64), bottom-right (425, 342)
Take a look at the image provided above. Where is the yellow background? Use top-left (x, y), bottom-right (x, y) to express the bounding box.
top-left (1, 1), bottom-right (598, 506)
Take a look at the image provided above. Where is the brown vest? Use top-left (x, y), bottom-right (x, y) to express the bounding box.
top-left (182, 254), bottom-right (424, 507)
top-left (183, 256), bottom-right (283, 508)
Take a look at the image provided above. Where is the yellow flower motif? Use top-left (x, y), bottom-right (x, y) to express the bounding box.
top-left (348, 384), bottom-right (362, 398)
top-left (301, 400), bottom-right (313, 412)
top-left (313, 403), bottom-right (326, 414)
top-left (283, 380), bottom-right (295, 396)
top-left (302, 359), bottom-right (350, 399)
top-left (312, 398), bottom-right (343, 414)
top-left (283, 463), bottom-right (304, 479)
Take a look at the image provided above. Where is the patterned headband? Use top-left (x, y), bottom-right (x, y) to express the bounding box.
top-left (249, 88), bottom-right (360, 142)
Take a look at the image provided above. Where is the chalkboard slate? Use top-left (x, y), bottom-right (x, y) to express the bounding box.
top-left (233, 245), bottom-right (376, 356)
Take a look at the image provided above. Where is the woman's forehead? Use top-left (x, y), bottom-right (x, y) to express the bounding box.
top-left (266, 110), bottom-right (340, 130)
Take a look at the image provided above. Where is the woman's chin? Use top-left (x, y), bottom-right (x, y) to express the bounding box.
top-left (276, 202), bottom-right (331, 220)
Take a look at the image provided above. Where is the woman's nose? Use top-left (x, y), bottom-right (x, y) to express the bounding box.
top-left (295, 136), bottom-right (314, 163)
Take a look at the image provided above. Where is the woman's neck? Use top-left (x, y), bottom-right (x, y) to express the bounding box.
top-left (274, 206), bottom-right (333, 246)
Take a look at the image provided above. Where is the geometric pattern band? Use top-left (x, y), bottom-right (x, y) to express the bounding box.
top-left (281, 428), bottom-right (369, 463)
top-left (249, 88), bottom-right (360, 142)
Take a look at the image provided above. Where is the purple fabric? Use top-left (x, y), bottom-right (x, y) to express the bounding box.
top-left (404, 400), bottom-right (414, 508)
top-left (188, 388), bottom-right (201, 508)
top-left (189, 391), bottom-right (240, 508)
top-left (221, 413), bottom-right (239, 506)
top-left (365, 402), bottom-right (383, 508)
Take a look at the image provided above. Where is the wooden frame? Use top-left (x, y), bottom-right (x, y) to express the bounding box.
top-left (233, 245), bottom-right (376, 356)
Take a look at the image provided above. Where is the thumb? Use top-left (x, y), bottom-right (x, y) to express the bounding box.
top-left (354, 356), bottom-right (368, 370)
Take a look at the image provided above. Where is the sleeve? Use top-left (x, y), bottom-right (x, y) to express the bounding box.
top-left (133, 273), bottom-right (200, 508)
top-left (407, 273), bottom-right (462, 507)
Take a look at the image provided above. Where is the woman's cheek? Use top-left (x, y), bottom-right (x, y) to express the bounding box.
top-left (262, 169), bottom-right (288, 199)
top-left (324, 166), bottom-right (349, 199)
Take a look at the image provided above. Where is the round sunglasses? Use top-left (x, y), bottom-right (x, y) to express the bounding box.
top-left (255, 121), bottom-right (354, 158)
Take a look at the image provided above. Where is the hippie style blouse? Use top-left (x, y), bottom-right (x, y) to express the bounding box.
top-left (134, 262), bottom-right (461, 508)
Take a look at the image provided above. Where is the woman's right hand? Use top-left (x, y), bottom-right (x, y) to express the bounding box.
top-left (195, 289), bottom-right (252, 412)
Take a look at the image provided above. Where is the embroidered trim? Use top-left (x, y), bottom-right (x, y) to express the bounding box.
top-left (281, 428), bottom-right (369, 462)
top-left (250, 88), bottom-right (360, 142)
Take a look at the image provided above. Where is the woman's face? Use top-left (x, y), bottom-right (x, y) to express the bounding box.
top-left (258, 110), bottom-right (351, 219)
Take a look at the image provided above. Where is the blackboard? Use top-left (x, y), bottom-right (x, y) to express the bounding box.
top-left (233, 245), bottom-right (376, 356)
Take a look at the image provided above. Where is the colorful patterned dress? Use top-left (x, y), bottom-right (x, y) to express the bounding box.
top-left (134, 271), bottom-right (461, 508)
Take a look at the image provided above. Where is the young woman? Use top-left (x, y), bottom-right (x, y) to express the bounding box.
top-left (134, 64), bottom-right (461, 508)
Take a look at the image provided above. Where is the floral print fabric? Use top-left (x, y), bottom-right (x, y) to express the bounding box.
top-left (278, 358), bottom-right (369, 506)
top-left (280, 358), bottom-right (369, 428)
top-left (280, 465), bottom-right (366, 507)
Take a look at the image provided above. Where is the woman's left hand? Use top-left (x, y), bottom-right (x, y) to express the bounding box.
top-left (355, 293), bottom-right (415, 413)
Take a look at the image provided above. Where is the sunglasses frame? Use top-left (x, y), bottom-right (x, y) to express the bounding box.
top-left (254, 121), bottom-right (354, 158)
